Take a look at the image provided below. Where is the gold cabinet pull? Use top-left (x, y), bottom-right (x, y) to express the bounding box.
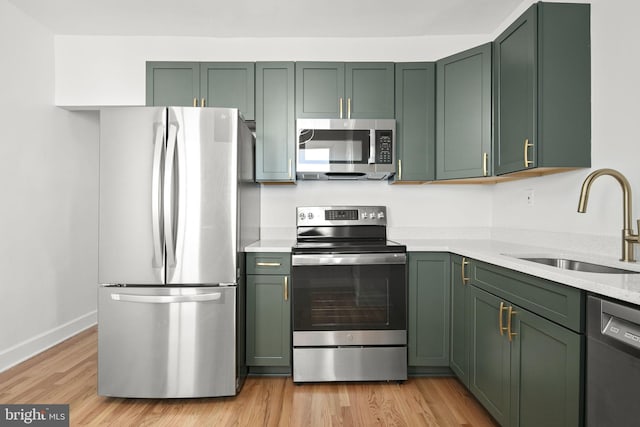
top-left (524, 139), bottom-right (534, 168)
top-left (193, 97), bottom-right (198, 107)
top-left (482, 152), bottom-right (489, 177)
top-left (461, 257), bottom-right (469, 284)
top-left (398, 159), bottom-right (402, 181)
top-left (499, 302), bottom-right (508, 336)
top-left (284, 276), bottom-right (289, 301)
top-left (507, 306), bottom-right (518, 341)
top-left (201, 98), bottom-right (206, 107)
top-left (256, 262), bottom-right (281, 267)
top-left (288, 158), bottom-right (292, 179)
top-left (347, 98), bottom-right (351, 119)
top-left (339, 97), bottom-right (343, 119)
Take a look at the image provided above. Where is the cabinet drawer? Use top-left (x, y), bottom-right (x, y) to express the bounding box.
top-left (247, 253), bottom-right (291, 275)
top-left (469, 260), bottom-right (584, 333)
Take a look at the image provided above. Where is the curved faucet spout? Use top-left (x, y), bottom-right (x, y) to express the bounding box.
top-left (577, 168), bottom-right (638, 262)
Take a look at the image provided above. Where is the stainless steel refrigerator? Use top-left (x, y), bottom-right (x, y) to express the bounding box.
top-left (97, 107), bottom-right (259, 398)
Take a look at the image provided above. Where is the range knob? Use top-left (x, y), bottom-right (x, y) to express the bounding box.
top-left (308, 212), bottom-right (314, 220)
top-left (298, 212), bottom-right (306, 221)
top-left (369, 212), bottom-right (375, 219)
top-left (377, 211), bottom-right (385, 219)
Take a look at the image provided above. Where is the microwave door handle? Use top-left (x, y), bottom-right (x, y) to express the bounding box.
top-left (368, 130), bottom-right (376, 164)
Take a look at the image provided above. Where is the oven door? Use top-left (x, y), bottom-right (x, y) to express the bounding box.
top-left (291, 252), bottom-right (406, 346)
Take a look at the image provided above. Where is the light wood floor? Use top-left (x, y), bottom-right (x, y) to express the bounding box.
top-left (0, 327), bottom-right (498, 426)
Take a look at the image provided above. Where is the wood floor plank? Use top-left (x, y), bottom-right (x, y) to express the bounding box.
top-left (0, 327), bottom-right (498, 426)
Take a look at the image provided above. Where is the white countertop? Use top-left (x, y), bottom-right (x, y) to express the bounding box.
top-left (245, 237), bottom-right (640, 305)
top-left (406, 238), bottom-right (640, 305)
top-left (245, 239), bottom-right (294, 253)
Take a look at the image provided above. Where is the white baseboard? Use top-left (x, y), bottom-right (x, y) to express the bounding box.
top-left (0, 310), bottom-right (97, 373)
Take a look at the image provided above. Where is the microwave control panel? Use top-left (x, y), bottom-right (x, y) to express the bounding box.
top-left (375, 130), bottom-right (393, 164)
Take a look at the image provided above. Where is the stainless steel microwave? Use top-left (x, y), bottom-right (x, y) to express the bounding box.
top-left (296, 118), bottom-right (396, 180)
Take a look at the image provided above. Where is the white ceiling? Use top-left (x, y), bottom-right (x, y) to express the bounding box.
top-left (8, 0), bottom-right (524, 38)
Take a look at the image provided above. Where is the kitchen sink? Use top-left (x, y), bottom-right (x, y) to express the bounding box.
top-left (517, 257), bottom-right (640, 274)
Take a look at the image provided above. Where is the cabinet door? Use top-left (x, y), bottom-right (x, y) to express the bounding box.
top-left (246, 274), bottom-right (291, 366)
top-left (510, 304), bottom-right (582, 427)
top-left (146, 62), bottom-right (200, 107)
top-left (295, 62), bottom-right (345, 118)
top-left (468, 285), bottom-right (511, 426)
top-left (393, 63), bottom-right (435, 182)
top-left (345, 63), bottom-right (395, 119)
top-left (408, 253), bottom-right (450, 367)
top-left (255, 62), bottom-right (295, 182)
top-left (450, 255), bottom-right (469, 386)
top-left (436, 44), bottom-right (492, 180)
top-left (494, 5), bottom-right (536, 175)
top-left (200, 62), bottom-right (255, 120)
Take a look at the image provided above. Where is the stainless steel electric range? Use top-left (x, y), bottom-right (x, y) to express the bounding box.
top-left (291, 206), bottom-right (407, 383)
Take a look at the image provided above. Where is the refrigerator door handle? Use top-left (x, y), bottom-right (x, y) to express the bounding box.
top-left (151, 122), bottom-right (165, 268)
top-left (164, 122), bottom-right (178, 269)
top-left (110, 292), bottom-right (222, 304)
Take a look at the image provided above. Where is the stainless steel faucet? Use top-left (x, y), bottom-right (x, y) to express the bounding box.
top-left (577, 168), bottom-right (640, 262)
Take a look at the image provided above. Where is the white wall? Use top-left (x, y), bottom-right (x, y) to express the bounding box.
top-left (54, 34), bottom-right (489, 106)
top-left (491, 0), bottom-right (640, 258)
top-left (0, 0), bottom-right (99, 371)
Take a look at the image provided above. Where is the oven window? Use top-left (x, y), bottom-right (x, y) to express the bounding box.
top-left (292, 263), bottom-right (406, 331)
top-left (298, 129), bottom-right (371, 164)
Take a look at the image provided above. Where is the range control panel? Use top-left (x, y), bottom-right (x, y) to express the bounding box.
top-left (296, 206), bottom-right (387, 226)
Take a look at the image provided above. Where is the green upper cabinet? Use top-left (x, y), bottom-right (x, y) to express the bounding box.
top-left (392, 63), bottom-right (436, 182)
top-left (408, 253), bottom-right (450, 368)
top-left (436, 43), bottom-right (492, 180)
top-left (146, 61), bottom-right (255, 120)
top-left (295, 62), bottom-right (394, 119)
top-left (255, 62), bottom-right (296, 182)
top-left (493, 2), bottom-right (590, 176)
top-left (345, 63), bottom-right (395, 119)
top-left (200, 62), bottom-right (255, 120)
top-left (146, 62), bottom-right (200, 107)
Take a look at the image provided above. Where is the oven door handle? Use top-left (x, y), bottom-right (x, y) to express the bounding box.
top-left (292, 253), bottom-right (406, 266)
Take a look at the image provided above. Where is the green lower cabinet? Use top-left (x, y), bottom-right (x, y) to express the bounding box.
top-left (408, 253), bottom-right (450, 369)
top-left (246, 274), bottom-right (291, 368)
top-left (510, 305), bottom-right (582, 427)
top-left (468, 285), bottom-right (512, 426)
top-left (467, 284), bottom-right (583, 427)
top-left (450, 255), bottom-right (469, 386)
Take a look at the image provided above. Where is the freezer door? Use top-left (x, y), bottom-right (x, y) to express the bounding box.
top-left (166, 108), bottom-right (238, 285)
top-left (98, 286), bottom-right (238, 398)
top-left (99, 107), bottom-right (166, 285)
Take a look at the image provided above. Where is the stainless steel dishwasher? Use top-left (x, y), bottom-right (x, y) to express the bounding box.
top-left (587, 294), bottom-right (640, 426)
